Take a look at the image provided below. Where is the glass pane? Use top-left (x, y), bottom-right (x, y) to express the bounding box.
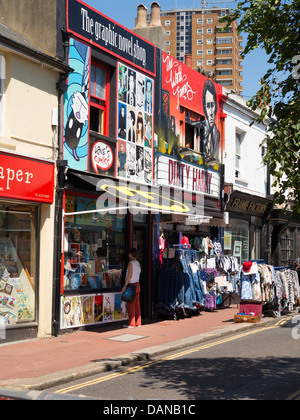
top-left (64, 195), bottom-right (126, 292)
top-left (255, 228), bottom-right (261, 260)
top-left (96, 67), bottom-right (106, 99)
top-left (90, 107), bottom-right (104, 134)
top-left (224, 219), bottom-right (249, 264)
top-left (0, 204), bottom-right (37, 325)
top-left (236, 133), bottom-right (242, 154)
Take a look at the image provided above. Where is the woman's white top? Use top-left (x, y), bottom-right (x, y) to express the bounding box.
top-left (127, 260), bottom-right (141, 284)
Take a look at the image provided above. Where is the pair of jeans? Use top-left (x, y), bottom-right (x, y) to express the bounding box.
top-left (127, 282), bottom-right (141, 327)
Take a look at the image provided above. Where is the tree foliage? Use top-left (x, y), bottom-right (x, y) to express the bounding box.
top-left (221, 0), bottom-right (300, 220)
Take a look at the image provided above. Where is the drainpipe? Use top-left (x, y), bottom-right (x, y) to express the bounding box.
top-left (52, 28), bottom-right (71, 336)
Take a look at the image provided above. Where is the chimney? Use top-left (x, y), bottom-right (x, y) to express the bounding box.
top-left (136, 4), bottom-right (148, 28)
top-left (150, 2), bottom-right (162, 26)
top-left (132, 2), bottom-right (167, 52)
top-left (185, 54), bottom-right (192, 68)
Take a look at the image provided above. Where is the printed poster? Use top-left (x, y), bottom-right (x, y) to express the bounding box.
top-left (103, 293), bottom-right (115, 322)
top-left (94, 294), bottom-right (103, 324)
top-left (117, 62), bottom-right (154, 185)
top-left (61, 296), bottom-right (83, 329)
top-left (82, 295), bottom-right (95, 325)
top-left (114, 293), bottom-right (127, 320)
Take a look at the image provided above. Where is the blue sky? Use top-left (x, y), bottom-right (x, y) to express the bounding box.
top-left (84, 0), bottom-right (270, 99)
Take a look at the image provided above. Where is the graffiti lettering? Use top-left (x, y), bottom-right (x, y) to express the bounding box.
top-left (163, 55), bottom-right (197, 108)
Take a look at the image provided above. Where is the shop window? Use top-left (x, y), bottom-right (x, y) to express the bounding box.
top-left (254, 227), bottom-right (262, 260)
top-left (90, 62), bottom-right (110, 136)
top-left (184, 110), bottom-right (205, 155)
top-left (235, 131), bottom-right (244, 179)
top-left (224, 219), bottom-right (249, 264)
top-left (0, 204), bottom-right (38, 325)
top-left (281, 228), bottom-right (295, 265)
top-left (63, 194), bottom-right (126, 292)
top-left (185, 123), bottom-right (195, 150)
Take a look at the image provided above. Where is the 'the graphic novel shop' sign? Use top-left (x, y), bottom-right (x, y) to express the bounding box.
top-left (0, 152), bottom-right (54, 203)
top-left (67, 0), bottom-right (156, 75)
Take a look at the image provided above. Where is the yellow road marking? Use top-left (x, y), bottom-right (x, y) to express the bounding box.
top-left (286, 389), bottom-right (300, 400)
top-left (56, 316), bottom-right (292, 395)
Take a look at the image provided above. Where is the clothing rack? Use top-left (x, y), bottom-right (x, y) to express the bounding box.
top-left (168, 244), bottom-right (191, 250)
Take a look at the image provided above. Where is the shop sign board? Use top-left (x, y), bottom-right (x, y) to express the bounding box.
top-left (89, 136), bottom-right (116, 177)
top-left (155, 154), bottom-right (220, 199)
top-left (226, 192), bottom-right (272, 217)
top-left (67, 0), bottom-right (156, 76)
top-left (0, 151), bottom-right (54, 204)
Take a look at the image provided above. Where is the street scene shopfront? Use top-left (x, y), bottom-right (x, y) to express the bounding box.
top-left (223, 189), bottom-right (272, 264)
top-left (57, 0), bottom-right (157, 332)
top-left (0, 151), bottom-right (55, 341)
top-left (56, 0), bottom-right (230, 333)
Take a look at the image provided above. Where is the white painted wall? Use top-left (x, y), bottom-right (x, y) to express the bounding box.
top-left (0, 49), bottom-right (60, 339)
top-left (223, 89), bottom-right (268, 198)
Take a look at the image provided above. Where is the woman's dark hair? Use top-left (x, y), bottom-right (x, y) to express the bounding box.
top-left (202, 79), bottom-right (218, 119)
top-left (129, 247), bottom-right (137, 258)
top-left (129, 110), bottom-right (136, 124)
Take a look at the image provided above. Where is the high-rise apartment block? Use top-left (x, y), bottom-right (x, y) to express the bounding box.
top-left (155, 6), bottom-right (243, 95)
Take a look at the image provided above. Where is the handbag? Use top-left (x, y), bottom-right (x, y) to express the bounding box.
top-left (121, 283), bottom-right (137, 303)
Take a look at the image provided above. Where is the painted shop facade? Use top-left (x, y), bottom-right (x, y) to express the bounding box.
top-left (56, 0), bottom-right (227, 334)
top-left (1, 0), bottom-right (298, 342)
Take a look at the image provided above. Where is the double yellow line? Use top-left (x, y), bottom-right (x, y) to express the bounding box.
top-left (56, 317), bottom-right (291, 395)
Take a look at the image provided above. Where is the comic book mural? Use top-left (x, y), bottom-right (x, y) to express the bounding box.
top-left (154, 50), bottom-right (224, 199)
top-left (116, 62), bottom-right (154, 185)
top-left (63, 38), bottom-right (91, 171)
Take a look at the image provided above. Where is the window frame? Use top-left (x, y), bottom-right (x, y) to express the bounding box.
top-left (90, 61), bottom-right (110, 136)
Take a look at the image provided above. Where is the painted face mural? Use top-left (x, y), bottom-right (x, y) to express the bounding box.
top-left (202, 79), bottom-right (220, 161)
top-left (156, 51), bottom-right (223, 164)
top-left (64, 38), bottom-right (91, 170)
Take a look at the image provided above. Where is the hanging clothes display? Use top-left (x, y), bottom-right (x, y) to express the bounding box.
top-left (155, 228), bottom-right (243, 319)
top-left (156, 249), bottom-right (206, 318)
top-left (274, 268), bottom-right (300, 313)
top-left (237, 260), bottom-right (300, 317)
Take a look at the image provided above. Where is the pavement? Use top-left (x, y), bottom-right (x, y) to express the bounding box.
top-left (0, 305), bottom-right (272, 392)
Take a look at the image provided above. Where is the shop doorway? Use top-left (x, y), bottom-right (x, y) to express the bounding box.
top-left (132, 218), bottom-right (150, 320)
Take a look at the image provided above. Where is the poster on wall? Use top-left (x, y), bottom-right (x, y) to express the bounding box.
top-left (114, 293), bottom-right (127, 320)
top-left (61, 296), bottom-right (84, 329)
top-left (60, 293), bottom-right (127, 329)
top-left (117, 62), bottom-right (154, 185)
top-left (63, 38), bottom-right (91, 172)
top-left (224, 231), bottom-right (232, 251)
top-left (82, 295), bottom-right (95, 325)
top-left (94, 294), bottom-right (104, 323)
top-left (155, 51), bottom-right (224, 166)
top-left (103, 293), bottom-right (115, 322)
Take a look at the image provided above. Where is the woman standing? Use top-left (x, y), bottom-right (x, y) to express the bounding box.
top-left (122, 248), bottom-right (141, 328)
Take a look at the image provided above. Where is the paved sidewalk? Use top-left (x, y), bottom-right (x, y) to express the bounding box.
top-left (0, 307), bottom-right (270, 391)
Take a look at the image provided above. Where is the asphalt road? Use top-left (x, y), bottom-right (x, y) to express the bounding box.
top-left (50, 316), bottom-right (300, 401)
